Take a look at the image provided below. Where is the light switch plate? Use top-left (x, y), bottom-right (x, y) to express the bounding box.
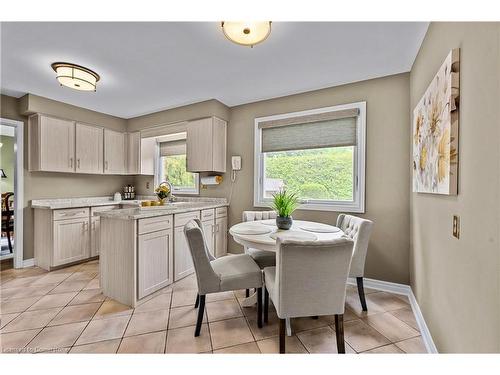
top-left (452, 215), bottom-right (460, 239)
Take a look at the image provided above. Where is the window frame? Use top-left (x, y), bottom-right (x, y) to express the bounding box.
top-left (154, 133), bottom-right (200, 196)
top-left (253, 101), bottom-right (366, 213)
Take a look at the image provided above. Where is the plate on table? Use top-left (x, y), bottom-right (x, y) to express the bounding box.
top-left (270, 230), bottom-right (317, 241)
top-left (260, 219), bottom-right (276, 226)
top-left (297, 222), bottom-right (341, 233)
top-left (231, 223), bottom-right (273, 235)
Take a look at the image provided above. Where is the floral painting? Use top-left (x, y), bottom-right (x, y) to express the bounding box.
top-left (413, 49), bottom-right (460, 195)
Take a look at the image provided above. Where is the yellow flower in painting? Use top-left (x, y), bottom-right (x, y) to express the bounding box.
top-left (419, 147), bottom-right (427, 172)
top-left (414, 112), bottom-right (423, 145)
top-left (428, 97), bottom-right (442, 136)
top-left (437, 128), bottom-right (451, 182)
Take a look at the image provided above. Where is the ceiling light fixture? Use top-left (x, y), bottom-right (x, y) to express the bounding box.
top-left (51, 62), bottom-right (100, 92)
top-left (221, 21), bottom-right (272, 47)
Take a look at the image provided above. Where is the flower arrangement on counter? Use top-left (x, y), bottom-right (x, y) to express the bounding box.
top-left (155, 183), bottom-right (171, 205)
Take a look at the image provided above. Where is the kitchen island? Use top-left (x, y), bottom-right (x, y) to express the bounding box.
top-left (96, 198), bottom-right (228, 307)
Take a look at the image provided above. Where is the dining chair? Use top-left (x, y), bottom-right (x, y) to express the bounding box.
top-left (263, 237), bottom-right (354, 353)
top-left (1, 192), bottom-right (14, 253)
top-left (242, 210), bottom-right (277, 297)
top-left (336, 214), bottom-right (374, 311)
top-left (184, 219), bottom-right (264, 337)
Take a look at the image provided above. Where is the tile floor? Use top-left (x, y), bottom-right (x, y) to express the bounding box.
top-left (0, 260), bottom-right (427, 354)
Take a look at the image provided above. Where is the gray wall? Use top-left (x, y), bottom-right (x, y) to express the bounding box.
top-left (410, 22), bottom-right (500, 352)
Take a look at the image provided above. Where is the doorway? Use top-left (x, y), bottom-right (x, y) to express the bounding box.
top-left (1, 118), bottom-right (24, 268)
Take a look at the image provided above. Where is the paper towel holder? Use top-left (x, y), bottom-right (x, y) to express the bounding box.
top-left (201, 175), bottom-right (223, 186)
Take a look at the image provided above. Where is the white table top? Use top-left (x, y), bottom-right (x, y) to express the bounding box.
top-left (229, 219), bottom-right (344, 252)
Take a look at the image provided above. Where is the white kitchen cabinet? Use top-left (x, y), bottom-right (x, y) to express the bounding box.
top-left (126, 133), bottom-right (156, 175)
top-left (90, 217), bottom-right (100, 257)
top-left (186, 116), bottom-right (227, 173)
top-left (76, 123), bottom-right (104, 174)
top-left (104, 129), bottom-right (126, 174)
top-left (173, 211), bottom-right (200, 281)
top-left (29, 114), bottom-right (76, 172)
top-left (138, 228), bottom-right (173, 299)
top-left (53, 216), bottom-right (90, 267)
top-left (215, 216), bottom-right (228, 258)
top-left (202, 220), bottom-right (216, 256)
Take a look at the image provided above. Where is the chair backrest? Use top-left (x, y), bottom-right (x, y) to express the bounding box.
top-left (336, 214), bottom-right (373, 278)
top-left (242, 210), bottom-right (277, 222)
top-left (273, 237), bottom-right (354, 318)
top-left (184, 219), bottom-right (220, 294)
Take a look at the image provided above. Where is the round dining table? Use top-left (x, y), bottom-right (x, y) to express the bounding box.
top-left (229, 219), bottom-right (345, 335)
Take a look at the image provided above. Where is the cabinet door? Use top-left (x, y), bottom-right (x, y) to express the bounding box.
top-left (212, 117), bottom-right (227, 173)
top-left (174, 226), bottom-right (195, 281)
top-left (104, 129), bottom-right (126, 174)
top-left (53, 217), bottom-right (90, 266)
top-left (140, 137), bottom-right (157, 175)
top-left (138, 229), bottom-right (173, 298)
top-left (187, 118), bottom-right (213, 172)
top-left (90, 217), bottom-right (100, 257)
top-left (40, 116), bottom-right (75, 172)
top-left (127, 132), bottom-right (141, 175)
top-left (202, 219), bottom-right (215, 257)
top-left (215, 216), bottom-right (228, 258)
top-left (76, 123), bottom-right (103, 174)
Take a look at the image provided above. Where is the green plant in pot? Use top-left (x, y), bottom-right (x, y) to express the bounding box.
top-left (272, 189), bottom-right (299, 230)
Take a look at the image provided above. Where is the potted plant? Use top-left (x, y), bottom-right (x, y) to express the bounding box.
top-left (155, 183), bottom-right (171, 205)
top-left (272, 189), bottom-right (299, 230)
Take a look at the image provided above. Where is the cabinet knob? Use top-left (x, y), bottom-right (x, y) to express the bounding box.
top-left (77, 159), bottom-right (80, 169)
top-left (69, 158), bottom-right (73, 168)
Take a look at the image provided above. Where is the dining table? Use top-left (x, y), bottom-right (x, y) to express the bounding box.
top-left (229, 218), bottom-right (345, 335)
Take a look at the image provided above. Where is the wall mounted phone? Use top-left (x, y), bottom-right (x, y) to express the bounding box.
top-left (231, 156), bottom-right (242, 171)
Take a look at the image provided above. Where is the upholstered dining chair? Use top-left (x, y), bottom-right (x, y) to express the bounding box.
top-left (242, 210), bottom-right (277, 297)
top-left (263, 237), bottom-right (354, 353)
top-left (184, 219), bottom-right (264, 337)
top-left (336, 214), bottom-right (374, 311)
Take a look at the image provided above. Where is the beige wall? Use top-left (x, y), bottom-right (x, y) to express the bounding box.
top-left (410, 22), bottom-right (500, 352)
top-left (1, 94), bottom-right (132, 260)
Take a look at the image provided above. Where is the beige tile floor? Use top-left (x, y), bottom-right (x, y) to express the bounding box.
top-left (0, 260), bottom-right (427, 354)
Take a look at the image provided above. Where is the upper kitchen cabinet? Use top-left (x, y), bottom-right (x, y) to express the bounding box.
top-left (126, 132), bottom-right (156, 175)
top-left (104, 129), bottom-right (126, 174)
top-left (186, 116), bottom-right (227, 173)
top-left (75, 123), bottom-right (104, 174)
top-left (29, 114), bottom-right (76, 173)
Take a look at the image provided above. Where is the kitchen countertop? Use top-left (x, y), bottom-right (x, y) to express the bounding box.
top-left (31, 196), bottom-right (228, 219)
top-left (96, 200), bottom-right (228, 220)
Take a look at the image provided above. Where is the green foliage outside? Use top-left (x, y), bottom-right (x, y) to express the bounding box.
top-left (162, 155), bottom-right (196, 188)
top-left (265, 147), bottom-right (354, 201)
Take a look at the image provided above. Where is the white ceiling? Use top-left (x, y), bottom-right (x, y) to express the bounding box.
top-left (1, 22), bottom-right (428, 118)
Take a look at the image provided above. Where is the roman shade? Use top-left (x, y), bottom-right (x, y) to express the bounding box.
top-left (259, 108), bottom-right (359, 153)
top-left (159, 140), bottom-right (186, 157)
top-left (140, 121), bottom-right (188, 138)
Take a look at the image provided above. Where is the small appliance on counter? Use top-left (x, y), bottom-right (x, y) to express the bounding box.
top-left (113, 192), bottom-right (121, 201)
top-left (122, 185), bottom-right (136, 200)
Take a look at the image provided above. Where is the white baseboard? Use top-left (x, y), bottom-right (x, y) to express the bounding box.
top-left (22, 258), bottom-right (35, 267)
top-left (347, 277), bottom-right (438, 353)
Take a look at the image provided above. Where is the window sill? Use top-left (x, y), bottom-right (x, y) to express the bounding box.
top-left (253, 201), bottom-right (365, 214)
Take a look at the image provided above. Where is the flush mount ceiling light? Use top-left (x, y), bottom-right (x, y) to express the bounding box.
top-left (221, 21), bottom-right (272, 47)
top-left (51, 62), bottom-right (100, 91)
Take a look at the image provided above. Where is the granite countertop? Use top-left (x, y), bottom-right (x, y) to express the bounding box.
top-left (96, 200), bottom-right (228, 220)
top-left (31, 196), bottom-right (228, 219)
top-left (31, 196), bottom-right (142, 209)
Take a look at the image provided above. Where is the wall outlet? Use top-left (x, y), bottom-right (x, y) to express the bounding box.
top-left (452, 215), bottom-right (460, 239)
top-left (146, 182), bottom-right (150, 190)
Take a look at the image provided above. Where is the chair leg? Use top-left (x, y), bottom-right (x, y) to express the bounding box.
top-left (194, 294), bottom-right (199, 308)
top-left (245, 289), bottom-right (249, 298)
top-left (257, 287), bottom-right (263, 328)
top-left (194, 295), bottom-right (205, 337)
top-left (279, 318), bottom-right (286, 354)
top-left (335, 314), bottom-right (345, 354)
top-left (264, 288), bottom-right (269, 324)
top-left (7, 230), bottom-right (13, 253)
top-left (356, 277), bottom-right (368, 311)
top-left (311, 316), bottom-right (318, 320)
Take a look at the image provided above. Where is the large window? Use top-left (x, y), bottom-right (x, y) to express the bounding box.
top-left (254, 102), bottom-right (366, 212)
top-left (157, 135), bottom-right (199, 195)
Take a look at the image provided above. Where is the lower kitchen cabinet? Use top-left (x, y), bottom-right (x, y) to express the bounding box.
top-left (91, 217), bottom-right (100, 257)
top-left (138, 229), bottom-right (173, 299)
top-left (215, 215), bottom-right (228, 258)
top-left (53, 216), bottom-right (90, 267)
top-left (173, 211), bottom-right (200, 281)
top-left (202, 219), bottom-right (216, 256)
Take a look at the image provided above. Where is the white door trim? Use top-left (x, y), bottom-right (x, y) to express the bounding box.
top-left (1, 117), bottom-right (24, 269)
top-left (347, 277), bottom-right (438, 353)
